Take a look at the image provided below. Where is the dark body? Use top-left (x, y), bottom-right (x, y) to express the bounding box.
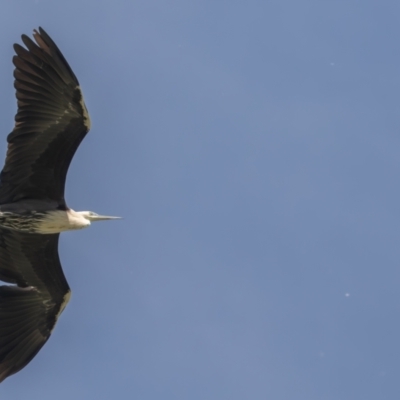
top-left (0, 28), bottom-right (91, 382)
top-left (0, 200), bottom-right (63, 233)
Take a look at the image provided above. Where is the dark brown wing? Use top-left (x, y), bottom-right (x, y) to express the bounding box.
top-left (0, 231), bottom-right (70, 382)
top-left (0, 27), bottom-right (91, 205)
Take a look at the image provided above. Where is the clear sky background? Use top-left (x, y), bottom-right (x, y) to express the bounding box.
top-left (0, 1), bottom-right (400, 399)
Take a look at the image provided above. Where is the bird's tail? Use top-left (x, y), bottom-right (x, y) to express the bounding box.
top-left (0, 286), bottom-right (49, 382)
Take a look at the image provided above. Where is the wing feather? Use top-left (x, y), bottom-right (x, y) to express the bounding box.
top-left (0, 27), bottom-right (91, 205)
top-left (0, 286), bottom-right (58, 382)
top-left (0, 231), bottom-right (70, 382)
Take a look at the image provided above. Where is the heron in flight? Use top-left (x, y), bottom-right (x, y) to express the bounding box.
top-left (0, 28), bottom-right (119, 382)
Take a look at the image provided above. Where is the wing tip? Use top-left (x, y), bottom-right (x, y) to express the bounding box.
top-left (0, 285), bottom-right (64, 382)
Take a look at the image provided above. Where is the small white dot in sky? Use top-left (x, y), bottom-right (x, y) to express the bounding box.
top-left (345, 293), bottom-right (350, 297)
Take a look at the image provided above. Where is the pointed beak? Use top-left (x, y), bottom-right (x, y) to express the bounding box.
top-left (91, 215), bottom-right (122, 221)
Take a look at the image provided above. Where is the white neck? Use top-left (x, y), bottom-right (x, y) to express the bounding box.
top-left (36, 209), bottom-right (91, 234)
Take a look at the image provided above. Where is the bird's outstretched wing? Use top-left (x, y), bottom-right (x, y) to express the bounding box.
top-left (0, 231), bottom-right (70, 382)
top-left (0, 27), bottom-right (91, 205)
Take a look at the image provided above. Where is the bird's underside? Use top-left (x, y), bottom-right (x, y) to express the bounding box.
top-left (0, 28), bottom-right (91, 382)
top-left (0, 203), bottom-right (89, 234)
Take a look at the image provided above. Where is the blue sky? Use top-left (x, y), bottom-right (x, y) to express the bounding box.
top-left (1, 1), bottom-right (400, 399)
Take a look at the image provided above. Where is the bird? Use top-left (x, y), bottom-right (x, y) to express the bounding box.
top-left (0, 28), bottom-right (120, 382)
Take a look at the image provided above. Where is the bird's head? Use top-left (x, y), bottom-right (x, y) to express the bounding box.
top-left (79, 211), bottom-right (121, 224)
